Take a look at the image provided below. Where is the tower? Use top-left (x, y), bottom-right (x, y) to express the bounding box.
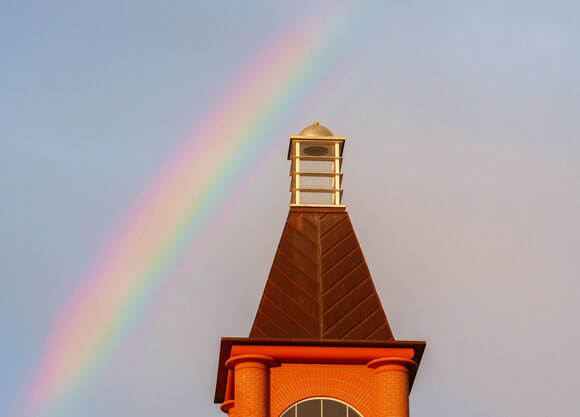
top-left (214, 123), bottom-right (425, 417)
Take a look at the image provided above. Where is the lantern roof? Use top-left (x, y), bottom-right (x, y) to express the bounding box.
top-left (287, 121), bottom-right (345, 163)
top-left (299, 121), bottom-right (334, 137)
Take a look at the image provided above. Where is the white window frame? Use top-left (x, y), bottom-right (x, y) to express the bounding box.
top-left (279, 396), bottom-right (363, 417)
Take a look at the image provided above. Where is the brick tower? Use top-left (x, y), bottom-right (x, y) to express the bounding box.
top-left (214, 123), bottom-right (425, 417)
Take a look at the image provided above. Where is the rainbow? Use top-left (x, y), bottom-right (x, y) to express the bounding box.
top-left (20, 4), bottom-right (363, 417)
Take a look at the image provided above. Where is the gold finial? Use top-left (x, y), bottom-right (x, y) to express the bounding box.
top-left (313, 121), bottom-right (319, 126)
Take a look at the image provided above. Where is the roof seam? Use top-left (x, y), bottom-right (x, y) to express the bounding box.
top-left (251, 326), bottom-right (267, 338)
top-left (301, 213), bottom-right (319, 229)
top-left (322, 263), bottom-right (367, 297)
top-left (322, 288), bottom-right (374, 333)
top-left (256, 311), bottom-right (293, 338)
top-left (366, 322), bottom-right (393, 340)
top-left (262, 294), bottom-right (317, 338)
top-left (322, 274), bottom-right (372, 315)
top-left (279, 236), bottom-right (319, 266)
top-left (320, 215), bottom-right (348, 239)
top-left (276, 251), bottom-right (319, 287)
top-left (285, 221), bottom-right (318, 247)
top-left (321, 230), bottom-right (354, 256)
top-left (321, 245), bottom-right (360, 275)
top-left (342, 305), bottom-right (382, 339)
top-left (267, 279), bottom-right (320, 323)
top-left (322, 291), bottom-right (376, 335)
top-left (359, 313), bottom-right (387, 339)
top-left (272, 265), bottom-right (321, 306)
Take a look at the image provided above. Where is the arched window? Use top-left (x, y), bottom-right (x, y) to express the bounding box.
top-left (280, 397), bottom-right (362, 417)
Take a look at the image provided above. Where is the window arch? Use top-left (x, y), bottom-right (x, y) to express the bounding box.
top-left (280, 397), bottom-right (362, 417)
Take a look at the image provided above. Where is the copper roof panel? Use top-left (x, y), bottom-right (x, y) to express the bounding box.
top-left (323, 276), bottom-right (374, 328)
top-left (263, 283), bottom-right (319, 335)
top-left (267, 267), bottom-right (320, 315)
top-left (322, 263), bottom-right (369, 307)
top-left (322, 249), bottom-right (365, 292)
top-left (250, 209), bottom-right (394, 341)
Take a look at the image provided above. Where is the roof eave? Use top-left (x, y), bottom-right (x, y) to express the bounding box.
top-left (214, 337), bottom-right (426, 404)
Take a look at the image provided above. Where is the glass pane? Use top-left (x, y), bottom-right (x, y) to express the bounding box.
top-left (300, 144), bottom-right (334, 157)
top-left (280, 407), bottom-right (295, 417)
top-left (300, 175), bottom-right (333, 189)
top-left (300, 192), bottom-right (334, 205)
top-left (323, 400), bottom-right (347, 417)
top-left (297, 399), bottom-right (321, 417)
top-left (300, 160), bottom-right (334, 173)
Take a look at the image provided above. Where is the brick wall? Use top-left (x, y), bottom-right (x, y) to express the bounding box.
top-left (270, 364), bottom-right (375, 417)
top-left (221, 349), bottom-right (416, 417)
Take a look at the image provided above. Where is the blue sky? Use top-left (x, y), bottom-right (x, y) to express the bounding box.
top-left (2, 1), bottom-right (580, 416)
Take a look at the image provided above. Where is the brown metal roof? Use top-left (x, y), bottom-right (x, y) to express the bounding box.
top-left (249, 206), bottom-right (394, 341)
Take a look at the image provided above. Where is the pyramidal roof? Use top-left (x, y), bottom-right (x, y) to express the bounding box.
top-left (250, 207), bottom-right (394, 341)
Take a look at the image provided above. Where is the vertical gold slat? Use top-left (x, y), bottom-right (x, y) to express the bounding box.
top-left (295, 141), bottom-right (300, 205)
top-left (334, 142), bottom-right (340, 205)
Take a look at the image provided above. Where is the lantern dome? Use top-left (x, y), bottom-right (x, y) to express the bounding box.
top-left (299, 121), bottom-right (334, 137)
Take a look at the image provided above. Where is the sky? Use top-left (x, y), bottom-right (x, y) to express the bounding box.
top-left (1, 1), bottom-right (580, 417)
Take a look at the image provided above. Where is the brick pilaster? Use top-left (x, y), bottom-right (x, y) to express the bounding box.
top-left (226, 354), bottom-right (277, 417)
top-left (367, 357), bottom-right (417, 417)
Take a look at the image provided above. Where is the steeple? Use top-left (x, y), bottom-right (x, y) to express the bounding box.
top-left (250, 122), bottom-right (392, 341)
top-left (214, 123), bottom-right (425, 417)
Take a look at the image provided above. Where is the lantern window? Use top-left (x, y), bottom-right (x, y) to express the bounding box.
top-left (288, 128), bottom-right (345, 207)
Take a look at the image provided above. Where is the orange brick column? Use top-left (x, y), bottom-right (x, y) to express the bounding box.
top-left (367, 357), bottom-right (417, 417)
top-left (226, 354), bottom-right (278, 417)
